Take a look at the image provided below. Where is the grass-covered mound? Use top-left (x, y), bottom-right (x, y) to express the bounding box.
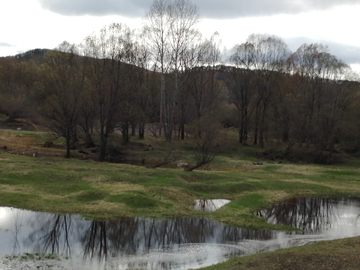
top-left (1, 127), bottom-right (360, 269)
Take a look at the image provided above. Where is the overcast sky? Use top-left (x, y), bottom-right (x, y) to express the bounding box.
top-left (1, 0), bottom-right (360, 72)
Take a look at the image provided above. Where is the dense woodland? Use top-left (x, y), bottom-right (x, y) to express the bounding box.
top-left (1, 0), bottom-right (360, 164)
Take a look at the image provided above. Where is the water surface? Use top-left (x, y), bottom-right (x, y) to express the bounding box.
top-left (256, 197), bottom-right (360, 238)
top-left (1, 197), bottom-right (360, 269)
top-left (193, 199), bottom-right (231, 211)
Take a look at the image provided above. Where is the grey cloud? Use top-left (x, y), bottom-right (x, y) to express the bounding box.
top-left (285, 37), bottom-right (360, 65)
top-left (0, 42), bottom-right (14, 47)
top-left (39, 0), bottom-right (149, 17)
top-left (38, 0), bottom-right (360, 18)
top-left (323, 42), bottom-right (360, 65)
top-left (200, 0), bottom-right (360, 18)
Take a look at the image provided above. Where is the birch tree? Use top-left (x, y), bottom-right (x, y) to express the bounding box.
top-left (144, 0), bottom-right (200, 141)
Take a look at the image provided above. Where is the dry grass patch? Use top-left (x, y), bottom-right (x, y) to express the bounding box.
top-left (0, 132), bottom-right (40, 149)
top-left (280, 178), bottom-right (360, 193)
top-left (82, 174), bottom-right (109, 183)
top-left (0, 184), bottom-right (37, 194)
top-left (0, 185), bottom-right (67, 201)
top-left (258, 190), bottom-right (291, 204)
top-left (148, 187), bottom-right (195, 207)
top-left (277, 164), bottom-right (323, 176)
top-left (83, 175), bottom-right (148, 194)
top-left (73, 200), bottom-right (129, 218)
top-left (95, 182), bottom-right (146, 195)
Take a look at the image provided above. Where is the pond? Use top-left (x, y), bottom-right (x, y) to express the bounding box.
top-left (193, 199), bottom-right (231, 211)
top-left (256, 197), bottom-right (360, 238)
top-left (1, 197), bottom-right (360, 269)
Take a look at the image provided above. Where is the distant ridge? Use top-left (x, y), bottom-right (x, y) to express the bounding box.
top-left (15, 48), bottom-right (49, 58)
top-left (14, 48), bottom-right (50, 63)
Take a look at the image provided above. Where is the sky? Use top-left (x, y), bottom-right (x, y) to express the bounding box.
top-left (1, 0), bottom-right (360, 72)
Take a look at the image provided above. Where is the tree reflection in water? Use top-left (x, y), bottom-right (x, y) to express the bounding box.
top-left (193, 199), bottom-right (231, 211)
top-left (1, 197), bottom-right (360, 269)
top-left (256, 197), bottom-right (360, 233)
top-left (80, 217), bottom-right (276, 259)
top-left (26, 214), bottom-right (75, 257)
top-left (11, 208), bottom-right (22, 255)
top-left (0, 210), bottom-right (278, 269)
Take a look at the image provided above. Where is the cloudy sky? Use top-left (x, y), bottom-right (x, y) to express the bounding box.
top-left (1, 0), bottom-right (360, 72)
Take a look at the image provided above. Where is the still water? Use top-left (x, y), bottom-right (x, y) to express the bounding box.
top-left (193, 199), bottom-right (231, 211)
top-left (0, 197), bottom-right (360, 269)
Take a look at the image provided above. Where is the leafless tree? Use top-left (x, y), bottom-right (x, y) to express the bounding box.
top-left (144, 0), bottom-right (200, 141)
top-left (173, 31), bottom-right (222, 140)
top-left (185, 114), bottom-right (220, 171)
top-left (40, 41), bottom-right (86, 158)
top-left (82, 23), bottom-right (135, 161)
top-left (0, 58), bottom-right (39, 121)
top-left (229, 34), bottom-right (291, 147)
top-left (288, 43), bottom-right (355, 162)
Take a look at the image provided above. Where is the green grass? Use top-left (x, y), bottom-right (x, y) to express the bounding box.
top-left (2, 129), bottom-right (360, 269)
top-left (201, 236), bottom-right (360, 270)
top-left (107, 193), bottom-right (160, 208)
top-left (5, 253), bottom-right (60, 261)
top-left (75, 190), bottom-right (109, 202)
top-left (2, 151), bottom-right (360, 226)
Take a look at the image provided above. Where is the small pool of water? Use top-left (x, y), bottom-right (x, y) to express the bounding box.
top-left (256, 197), bottom-right (360, 238)
top-left (193, 199), bottom-right (231, 211)
top-left (1, 197), bottom-right (360, 269)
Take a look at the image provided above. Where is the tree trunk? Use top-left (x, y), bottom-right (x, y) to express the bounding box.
top-left (65, 134), bottom-right (71, 159)
top-left (138, 122), bottom-right (145, 139)
top-left (159, 73), bottom-right (165, 138)
top-left (121, 121), bottom-right (129, 144)
top-left (99, 133), bottom-right (108, 161)
top-left (131, 123), bottom-right (136, 137)
top-left (180, 122), bottom-right (185, 140)
top-left (84, 131), bottom-right (95, 148)
top-left (253, 105), bottom-right (260, 145)
top-left (282, 127), bottom-right (289, 142)
top-left (259, 102), bottom-right (268, 148)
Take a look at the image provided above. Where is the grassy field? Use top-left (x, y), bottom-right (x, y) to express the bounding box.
top-left (202, 236), bottom-right (360, 270)
top-left (1, 127), bottom-right (360, 269)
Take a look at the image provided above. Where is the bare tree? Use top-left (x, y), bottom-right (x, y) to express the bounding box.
top-left (183, 33), bottom-right (223, 131)
top-left (127, 39), bottom-right (151, 140)
top-left (82, 23), bottom-right (135, 161)
top-left (144, 0), bottom-right (200, 141)
top-left (40, 42), bottom-right (86, 158)
top-left (270, 72), bottom-right (293, 144)
top-left (229, 34), bottom-right (291, 146)
top-left (222, 65), bottom-right (254, 144)
top-left (185, 114), bottom-right (220, 171)
top-left (0, 58), bottom-right (39, 121)
top-left (288, 43), bottom-right (355, 161)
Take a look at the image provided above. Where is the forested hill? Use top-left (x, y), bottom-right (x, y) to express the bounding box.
top-left (14, 48), bottom-right (50, 63)
top-left (1, 45), bottom-right (360, 164)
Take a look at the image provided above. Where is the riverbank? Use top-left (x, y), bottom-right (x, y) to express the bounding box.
top-left (2, 140), bottom-right (360, 228)
top-left (2, 128), bottom-right (360, 269)
top-left (201, 236), bottom-right (360, 270)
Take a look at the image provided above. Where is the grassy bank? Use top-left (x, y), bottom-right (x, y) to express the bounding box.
top-left (202, 236), bottom-right (360, 270)
top-left (1, 128), bottom-right (360, 269)
top-left (2, 141), bottom-right (360, 227)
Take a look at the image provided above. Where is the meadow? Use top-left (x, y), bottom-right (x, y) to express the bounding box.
top-left (1, 128), bottom-right (360, 269)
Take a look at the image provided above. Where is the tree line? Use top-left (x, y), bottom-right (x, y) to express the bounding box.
top-left (0, 0), bottom-right (359, 163)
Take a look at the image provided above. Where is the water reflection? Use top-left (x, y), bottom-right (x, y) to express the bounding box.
top-left (256, 197), bottom-right (360, 237)
top-left (0, 209), bottom-right (279, 269)
top-left (193, 199), bottom-right (231, 212)
top-left (0, 197), bottom-right (360, 269)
